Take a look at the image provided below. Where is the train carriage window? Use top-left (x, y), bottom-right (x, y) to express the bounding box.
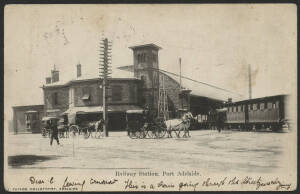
top-left (248, 104), bottom-right (252, 111)
top-left (260, 103), bottom-right (265, 110)
top-left (253, 103), bottom-right (257, 110)
top-left (238, 105), bottom-right (241, 112)
top-left (267, 102), bottom-right (273, 109)
top-left (241, 105), bottom-right (244, 112)
top-left (264, 102), bottom-right (267, 109)
top-left (272, 101), bottom-right (278, 109)
top-left (276, 101), bottom-right (279, 108)
top-left (257, 103), bottom-right (260, 110)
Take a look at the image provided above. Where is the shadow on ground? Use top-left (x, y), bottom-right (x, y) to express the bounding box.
top-left (8, 155), bottom-right (59, 168)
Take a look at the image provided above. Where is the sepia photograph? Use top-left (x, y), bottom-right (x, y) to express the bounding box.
top-left (4, 4), bottom-right (297, 191)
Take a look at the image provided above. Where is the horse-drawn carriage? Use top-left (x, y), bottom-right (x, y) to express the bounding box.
top-left (66, 113), bottom-right (104, 139)
top-left (126, 109), bottom-right (194, 139)
top-left (126, 110), bottom-right (166, 139)
top-left (57, 117), bottom-right (69, 138)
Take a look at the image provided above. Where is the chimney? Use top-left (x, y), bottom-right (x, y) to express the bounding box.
top-left (51, 69), bottom-right (59, 83)
top-left (46, 77), bottom-right (52, 84)
top-left (77, 63), bottom-right (82, 78)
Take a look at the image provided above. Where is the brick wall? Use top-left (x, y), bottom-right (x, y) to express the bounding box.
top-left (72, 80), bottom-right (139, 107)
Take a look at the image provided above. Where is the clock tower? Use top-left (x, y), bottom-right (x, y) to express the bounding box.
top-left (129, 44), bottom-right (161, 113)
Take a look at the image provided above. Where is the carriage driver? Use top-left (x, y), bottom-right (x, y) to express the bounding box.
top-left (143, 106), bottom-right (153, 124)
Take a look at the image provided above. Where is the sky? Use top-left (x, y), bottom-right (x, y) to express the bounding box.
top-left (4, 4), bottom-right (297, 126)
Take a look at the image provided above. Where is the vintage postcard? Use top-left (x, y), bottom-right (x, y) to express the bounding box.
top-left (4, 4), bottom-right (297, 191)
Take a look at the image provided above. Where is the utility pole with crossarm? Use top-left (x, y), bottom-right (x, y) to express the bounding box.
top-left (99, 38), bottom-right (112, 137)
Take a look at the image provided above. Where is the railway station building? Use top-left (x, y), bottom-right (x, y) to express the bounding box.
top-left (41, 43), bottom-right (234, 131)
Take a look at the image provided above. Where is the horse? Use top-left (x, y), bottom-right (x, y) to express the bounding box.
top-left (79, 119), bottom-right (104, 138)
top-left (164, 112), bottom-right (194, 138)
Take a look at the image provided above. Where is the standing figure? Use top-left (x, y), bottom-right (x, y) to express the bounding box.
top-left (50, 119), bottom-right (60, 146)
top-left (217, 112), bottom-right (224, 133)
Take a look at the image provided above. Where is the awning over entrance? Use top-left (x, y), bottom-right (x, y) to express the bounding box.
top-left (46, 109), bottom-right (60, 113)
top-left (62, 105), bottom-right (143, 115)
top-left (25, 110), bottom-right (38, 113)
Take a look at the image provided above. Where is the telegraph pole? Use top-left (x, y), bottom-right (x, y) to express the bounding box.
top-left (248, 64), bottom-right (252, 99)
top-left (99, 38), bottom-right (112, 137)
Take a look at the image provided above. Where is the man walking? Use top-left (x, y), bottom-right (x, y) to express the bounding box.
top-left (50, 119), bottom-right (60, 146)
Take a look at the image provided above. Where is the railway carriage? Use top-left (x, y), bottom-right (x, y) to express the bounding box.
top-left (224, 95), bottom-right (287, 131)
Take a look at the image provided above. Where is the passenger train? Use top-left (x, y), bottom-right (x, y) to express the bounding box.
top-left (194, 94), bottom-right (289, 131)
top-left (224, 94), bottom-right (288, 131)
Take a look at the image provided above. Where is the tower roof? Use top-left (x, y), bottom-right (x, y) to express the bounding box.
top-left (129, 43), bottom-right (162, 50)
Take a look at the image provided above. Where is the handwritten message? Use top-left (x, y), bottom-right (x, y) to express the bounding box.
top-left (8, 171), bottom-right (293, 192)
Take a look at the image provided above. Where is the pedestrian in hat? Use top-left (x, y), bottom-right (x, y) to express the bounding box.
top-left (50, 119), bottom-right (60, 146)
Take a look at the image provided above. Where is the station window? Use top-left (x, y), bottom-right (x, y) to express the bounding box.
top-left (53, 92), bottom-right (59, 106)
top-left (82, 87), bottom-right (91, 101)
top-left (112, 85), bottom-right (123, 101)
top-left (152, 54), bottom-right (157, 62)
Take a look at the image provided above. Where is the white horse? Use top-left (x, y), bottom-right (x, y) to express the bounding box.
top-left (165, 112), bottom-right (194, 138)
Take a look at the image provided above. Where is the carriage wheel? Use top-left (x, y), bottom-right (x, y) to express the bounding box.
top-left (41, 128), bottom-right (47, 137)
top-left (147, 130), bottom-right (156, 138)
top-left (83, 128), bottom-right (90, 139)
top-left (69, 125), bottom-right (79, 138)
top-left (139, 129), bottom-right (147, 139)
top-left (128, 130), bottom-right (138, 139)
top-left (65, 128), bottom-right (70, 138)
top-left (59, 131), bottom-right (64, 138)
top-left (154, 125), bottom-right (166, 138)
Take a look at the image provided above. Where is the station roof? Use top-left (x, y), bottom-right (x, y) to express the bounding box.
top-left (160, 70), bottom-right (242, 102)
top-left (117, 65), bottom-right (241, 102)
